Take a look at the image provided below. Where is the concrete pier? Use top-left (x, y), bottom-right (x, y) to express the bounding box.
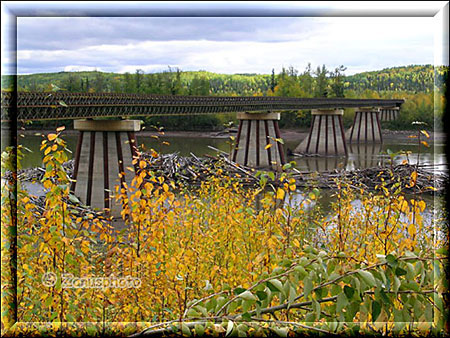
top-left (379, 107), bottom-right (400, 121)
top-left (294, 109), bottom-right (347, 156)
top-left (232, 112), bottom-right (285, 169)
top-left (71, 119), bottom-right (141, 218)
top-left (346, 108), bottom-right (382, 143)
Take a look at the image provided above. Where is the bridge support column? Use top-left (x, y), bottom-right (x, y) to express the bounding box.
top-left (379, 106), bottom-right (400, 121)
top-left (346, 108), bottom-right (382, 143)
top-left (294, 109), bottom-right (347, 156)
top-left (71, 119), bottom-right (141, 218)
top-left (232, 112), bottom-right (285, 169)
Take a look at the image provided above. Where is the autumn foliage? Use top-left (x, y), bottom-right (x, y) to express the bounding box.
top-left (1, 129), bottom-right (447, 337)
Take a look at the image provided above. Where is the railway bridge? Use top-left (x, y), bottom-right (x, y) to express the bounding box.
top-left (1, 91), bottom-right (404, 215)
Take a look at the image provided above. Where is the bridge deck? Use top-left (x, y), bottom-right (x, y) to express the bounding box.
top-left (1, 91), bottom-right (404, 121)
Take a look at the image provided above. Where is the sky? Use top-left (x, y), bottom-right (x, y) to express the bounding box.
top-left (4, 2), bottom-right (447, 76)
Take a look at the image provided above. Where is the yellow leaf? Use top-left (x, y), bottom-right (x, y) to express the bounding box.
top-left (48, 133), bottom-right (57, 141)
top-left (407, 224), bottom-right (416, 237)
top-left (163, 183), bottom-right (169, 192)
top-left (56, 126), bottom-right (66, 132)
top-left (420, 130), bottom-right (430, 138)
top-left (407, 171), bottom-right (417, 188)
top-left (400, 200), bottom-right (409, 213)
top-left (418, 200), bottom-right (426, 212)
top-left (276, 188), bottom-right (285, 200)
top-left (44, 147), bottom-right (51, 155)
top-left (265, 144), bottom-right (272, 150)
top-left (421, 141), bottom-right (429, 147)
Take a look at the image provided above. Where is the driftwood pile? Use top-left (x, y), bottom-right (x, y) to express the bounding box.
top-left (14, 151), bottom-right (447, 195)
top-left (290, 163), bottom-right (447, 193)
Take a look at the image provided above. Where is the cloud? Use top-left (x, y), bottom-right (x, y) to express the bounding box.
top-left (16, 16), bottom-right (434, 75)
top-left (17, 17), bottom-right (319, 51)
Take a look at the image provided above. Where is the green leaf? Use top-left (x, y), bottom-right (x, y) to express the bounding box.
top-left (267, 279), bottom-right (283, 293)
top-left (344, 285), bottom-right (355, 300)
top-left (237, 324), bottom-right (249, 332)
top-left (68, 193), bottom-right (80, 204)
top-left (312, 299), bottom-right (321, 321)
top-left (272, 327), bottom-right (288, 337)
top-left (395, 267), bottom-right (407, 277)
top-left (405, 263), bottom-right (415, 280)
top-left (241, 299), bottom-right (253, 313)
top-left (393, 276), bottom-right (401, 295)
top-left (287, 286), bottom-right (297, 308)
top-left (181, 323), bottom-right (192, 337)
top-left (357, 270), bottom-right (377, 288)
top-left (194, 305), bottom-right (208, 317)
top-left (234, 287), bottom-right (246, 295)
top-left (206, 298), bottom-right (217, 312)
top-left (186, 308), bottom-right (200, 317)
top-left (294, 265), bottom-right (307, 279)
top-left (385, 254), bottom-right (398, 267)
top-left (331, 284), bottom-right (341, 297)
top-left (256, 290), bottom-right (267, 301)
top-left (436, 247), bottom-right (448, 255)
top-left (194, 324), bottom-right (205, 336)
top-left (215, 297), bottom-right (227, 312)
top-left (226, 320), bottom-right (234, 337)
top-left (282, 163), bottom-right (292, 170)
top-left (372, 300), bottom-right (381, 322)
top-left (336, 292), bottom-right (349, 312)
top-left (303, 277), bottom-right (313, 299)
top-left (305, 312), bottom-right (315, 322)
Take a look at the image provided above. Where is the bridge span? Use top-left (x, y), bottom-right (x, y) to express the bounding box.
top-left (2, 91), bottom-right (404, 216)
top-left (1, 91), bottom-right (403, 121)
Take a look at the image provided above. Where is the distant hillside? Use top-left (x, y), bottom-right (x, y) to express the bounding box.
top-left (1, 64), bottom-right (440, 95)
top-left (344, 65), bottom-right (435, 93)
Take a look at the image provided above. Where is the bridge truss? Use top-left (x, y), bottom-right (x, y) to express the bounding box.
top-left (1, 91), bottom-right (404, 122)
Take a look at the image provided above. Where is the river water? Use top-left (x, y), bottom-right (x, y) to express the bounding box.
top-left (13, 131), bottom-right (447, 173)
top-left (2, 129), bottom-right (447, 231)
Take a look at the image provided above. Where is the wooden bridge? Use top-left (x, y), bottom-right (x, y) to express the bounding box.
top-left (2, 91), bottom-right (404, 216)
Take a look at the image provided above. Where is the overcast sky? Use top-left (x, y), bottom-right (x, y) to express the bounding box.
top-left (13, 14), bottom-right (436, 76)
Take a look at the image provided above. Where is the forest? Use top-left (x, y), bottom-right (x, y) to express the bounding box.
top-left (2, 64), bottom-right (446, 131)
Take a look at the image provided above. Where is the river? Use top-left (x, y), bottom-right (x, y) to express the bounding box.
top-left (2, 128), bottom-right (447, 232)
top-left (9, 129), bottom-right (447, 172)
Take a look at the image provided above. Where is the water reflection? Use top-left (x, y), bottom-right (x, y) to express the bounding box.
top-left (347, 142), bottom-right (384, 170)
top-left (289, 155), bottom-right (347, 172)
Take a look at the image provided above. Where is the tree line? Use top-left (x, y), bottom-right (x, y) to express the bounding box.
top-left (3, 64), bottom-right (446, 130)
